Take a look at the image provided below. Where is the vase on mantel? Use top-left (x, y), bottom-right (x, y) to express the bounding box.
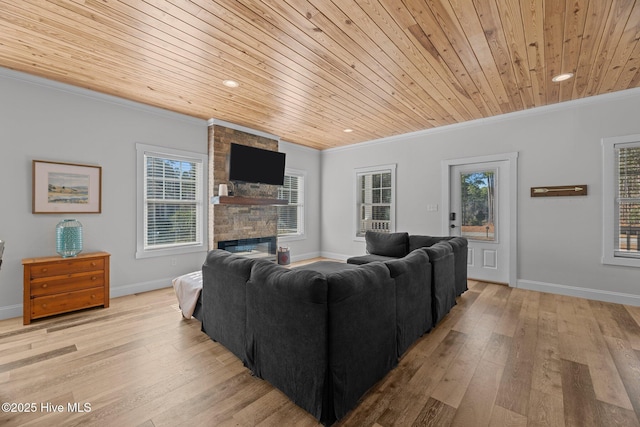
top-left (56, 219), bottom-right (83, 257)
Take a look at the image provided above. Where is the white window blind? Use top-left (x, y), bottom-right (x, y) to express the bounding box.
top-left (355, 165), bottom-right (396, 238)
top-left (278, 173), bottom-right (304, 237)
top-left (615, 143), bottom-right (640, 258)
top-left (136, 143), bottom-right (206, 258)
top-left (602, 135), bottom-right (640, 267)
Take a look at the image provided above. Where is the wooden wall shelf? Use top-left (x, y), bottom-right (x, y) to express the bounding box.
top-left (212, 196), bottom-right (288, 206)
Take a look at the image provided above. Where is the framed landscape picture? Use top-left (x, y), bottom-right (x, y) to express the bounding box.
top-left (32, 160), bottom-right (102, 214)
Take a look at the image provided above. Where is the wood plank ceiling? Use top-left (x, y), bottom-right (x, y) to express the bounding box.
top-left (1, 1), bottom-right (639, 150)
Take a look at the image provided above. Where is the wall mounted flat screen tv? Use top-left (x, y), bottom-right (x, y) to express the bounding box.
top-left (228, 143), bottom-right (286, 186)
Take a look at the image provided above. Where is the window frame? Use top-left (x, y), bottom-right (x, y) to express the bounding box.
top-left (277, 168), bottom-right (306, 241)
top-left (354, 164), bottom-right (396, 241)
top-left (602, 134), bottom-right (640, 267)
top-left (136, 143), bottom-right (208, 259)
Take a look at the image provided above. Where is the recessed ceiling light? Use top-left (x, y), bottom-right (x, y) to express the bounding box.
top-left (552, 73), bottom-right (574, 83)
top-left (223, 79), bottom-right (239, 88)
top-left (343, 128), bottom-right (354, 133)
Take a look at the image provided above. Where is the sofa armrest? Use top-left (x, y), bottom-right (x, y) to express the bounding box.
top-left (201, 250), bottom-right (255, 367)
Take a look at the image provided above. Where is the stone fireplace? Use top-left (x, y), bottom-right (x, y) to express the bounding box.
top-left (208, 121), bottom-right (281, 251)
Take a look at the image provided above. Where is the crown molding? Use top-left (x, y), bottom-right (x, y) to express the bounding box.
top-left (207, 118), bottom-right (280, 142)
top-left (0, 67), bottom-right (206, 125)
top-left (324, 87), bottom-right (640, 154)
top-left (279, 140), bottom-right (320, 154)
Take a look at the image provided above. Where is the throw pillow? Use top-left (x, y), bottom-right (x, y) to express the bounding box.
top-left (365, 231), bottom-right (409, 257)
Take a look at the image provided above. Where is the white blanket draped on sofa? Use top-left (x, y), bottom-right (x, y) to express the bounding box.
top-left (172, 271), bottom-right (202, 319)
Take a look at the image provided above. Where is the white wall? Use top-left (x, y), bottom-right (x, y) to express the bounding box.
top-left (0, 69), bottom-right (209, 320)
top-left (321, 88), bottom-right (640, 305)
top-left (2, 65), bottom-right (639, 319)
top-left (279, 141), bottom-right (322, 261)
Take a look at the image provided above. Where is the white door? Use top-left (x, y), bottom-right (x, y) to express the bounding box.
top-left (448, 160), bottom-right (511, 284)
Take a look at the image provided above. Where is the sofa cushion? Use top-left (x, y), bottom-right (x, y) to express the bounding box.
top-left (346, 254), bottom-right (397, 265)
top-left (423, 242), bottom-right (456, 324)
top-left (246, 260), bottom-right (331, 422)
top-left (326, 262), bottom-right (397, 420)
top-left (294, 260), bottom-right (358, 274)
top-left (365, 231), bottom-right (409, 257)
top-left (445, 237), bottom-right (468, 296)
top-left (384, 248), bottom-right (433, 356)
top-left (409, 235), bottom-right (444, 252)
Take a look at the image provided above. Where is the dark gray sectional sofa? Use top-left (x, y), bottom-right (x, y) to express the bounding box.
top-left (202, 250), bottom-right (399, 425)
top-left (347, 231), bottom-right (468, 327)
top-left (347, 231), bottom-right (468, 298)
top-left (200, 232), bottom-right (466, 426)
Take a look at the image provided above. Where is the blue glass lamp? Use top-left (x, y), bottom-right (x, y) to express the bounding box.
top-left (56, 219), bottom-right (83, 257)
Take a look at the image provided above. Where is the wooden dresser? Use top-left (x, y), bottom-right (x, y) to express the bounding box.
top-left (22, 251), bottom-right (110, 325)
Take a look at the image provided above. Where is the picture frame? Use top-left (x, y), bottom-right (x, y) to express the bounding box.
top-left (32, 160), bottom-right (102, 214)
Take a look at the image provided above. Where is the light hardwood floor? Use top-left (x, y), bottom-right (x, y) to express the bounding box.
top-left (2, 273), bottom-right (640, 426)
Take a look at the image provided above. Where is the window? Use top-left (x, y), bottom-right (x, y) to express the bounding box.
top-left (355, 164), bottom-right (396, 238)
top-left (136, 143), bottom-right (207, 258)
top-left (603, 135), bottom-right (640, 267)
top-left (278, 170), bottom-right (305, 239)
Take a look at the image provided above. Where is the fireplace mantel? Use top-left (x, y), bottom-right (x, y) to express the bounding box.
top-left (211, 195), bottom-right (288, 206)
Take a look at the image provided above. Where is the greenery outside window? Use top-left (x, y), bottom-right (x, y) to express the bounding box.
top-left (460, 170), bottom-right (496, 241)
top-left (355, 164), bottom-right (396, 238)
top-left (136, 143), bottom-right (207, 258)
top-left (278, 170), bottom-right (305, 239)
top-left (602, 135), bottom-right (640, 267)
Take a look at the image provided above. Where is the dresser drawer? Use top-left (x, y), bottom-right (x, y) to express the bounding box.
top-left (31, 287), bottom-right (105, 319)
top-left (30, 272), bottom-right (105, 297)
top-left (29, 258), bottom-right (105, 279)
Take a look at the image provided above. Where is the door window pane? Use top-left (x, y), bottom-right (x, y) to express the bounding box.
top-left (460, 170), bottom-right (496, 241)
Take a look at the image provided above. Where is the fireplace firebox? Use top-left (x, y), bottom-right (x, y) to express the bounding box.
top-left (217, 236), bottom-right (277, 262)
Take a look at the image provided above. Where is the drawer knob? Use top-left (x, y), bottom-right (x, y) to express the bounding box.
top-left (91, 276), bottom-right (97, 281)
top-left (91, 262), bottom-right (96, 267)
top-left (41, 268), bottom-right (48, 273)
top-left (42, 283), bottom-right (48, 288)
top-left (42, 303), bottom-right (47, 308)
top-left (91, 294), bottom-right (96, 299)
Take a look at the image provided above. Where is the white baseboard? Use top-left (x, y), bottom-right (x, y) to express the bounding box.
top-left (109, 278), bottom-right (173, 298)
top-left (319, 251), bottom-right (351, 261)
top-left (0, 304), bottom-right (22, 321)
top-left (290, 251), bottom-right (321, 263)
top-left (517, 279), bottom-right (640, 307)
